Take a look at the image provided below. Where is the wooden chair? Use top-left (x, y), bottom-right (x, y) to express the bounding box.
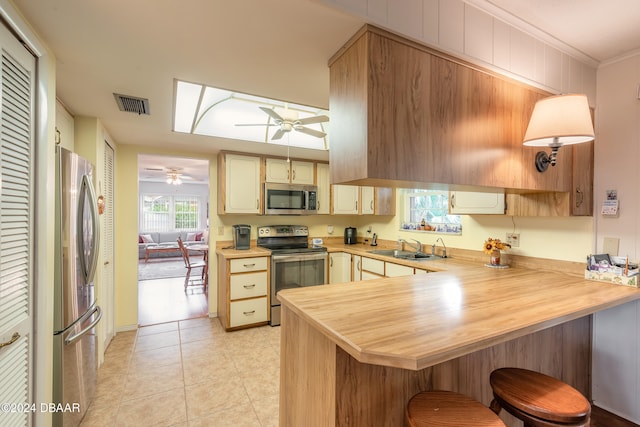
top-left (177, 237), bottom-right (207, 292)
top-left (406, 391), bottom-right (506, 427)
top-left (489, 368), bottom-right (591, 427)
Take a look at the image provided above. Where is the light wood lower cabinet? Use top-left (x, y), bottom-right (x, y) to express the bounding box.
top-left (329, 252), bottom-right (352, 284)
top-left (360, 256), bottom-right (432, 279)
top-left (385, 262), bottom-right (415, 277)
top-left (218, 255), bottom-right (270, 331)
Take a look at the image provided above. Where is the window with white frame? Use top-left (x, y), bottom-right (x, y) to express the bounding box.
top-left (402, 189), bottom-right (462, 234)
top-left (141, 194), bottom-right (201, 231)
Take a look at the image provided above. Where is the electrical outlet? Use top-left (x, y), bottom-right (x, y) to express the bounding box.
top-left (217, 226), bottom-right (224, 235)
top-left (506, 233), bottom-right (520, 248)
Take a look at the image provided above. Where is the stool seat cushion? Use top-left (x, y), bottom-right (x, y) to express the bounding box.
top-left (490, 368), bottom-right (590, 424)
top-left (407, 391), bottom-right (506, 427)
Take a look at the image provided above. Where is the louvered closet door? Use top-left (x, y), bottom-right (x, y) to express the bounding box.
top-left (0, 21), bottom-right (36, 427)
top-left (102, 141), bottom-right (115, 347)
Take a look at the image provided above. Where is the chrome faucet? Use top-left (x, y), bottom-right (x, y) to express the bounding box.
top-left (399, 238), bottom-right (423, 254)
top-left (435, 237), bottom-right (448, 258)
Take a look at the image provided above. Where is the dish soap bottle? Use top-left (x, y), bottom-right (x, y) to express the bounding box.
top-left (420, 218), bottom-right (426, 230)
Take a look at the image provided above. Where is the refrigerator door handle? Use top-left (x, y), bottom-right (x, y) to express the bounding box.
top-left (77, 174), bottom-right (100, 285)
top-left (64, 305), bottom-right (102, 346)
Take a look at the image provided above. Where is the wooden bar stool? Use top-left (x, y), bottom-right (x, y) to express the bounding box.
top-left (406, 390), bottom-right (506, 427)
top-left (489, 368), bottom-right (591, 427)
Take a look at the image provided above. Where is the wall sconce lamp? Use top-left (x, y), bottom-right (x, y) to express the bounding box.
top-left (523, 94), bottom-right (594, 172)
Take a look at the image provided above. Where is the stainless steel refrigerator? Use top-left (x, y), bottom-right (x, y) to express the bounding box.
top-left (53, 147), bottom-right (102, 426)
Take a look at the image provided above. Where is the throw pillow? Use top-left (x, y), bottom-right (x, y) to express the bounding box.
top-left (140, 234), bottom-right (154, 243)
top-left (139, 235), bottom-right (143, 243)
top-left (186, 232), bottom-right (197, 242)
top-left (196, 232), bottom-right (203, 242)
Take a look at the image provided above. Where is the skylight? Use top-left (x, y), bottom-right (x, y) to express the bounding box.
top-left (173, 80), bottom-right (330, 150)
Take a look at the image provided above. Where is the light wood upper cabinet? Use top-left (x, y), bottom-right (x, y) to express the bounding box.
top-left (333, 184), bottom-right (395, 215)
top-left (218, 153), bottom-right (261, 214)
top-left (360, 186), bottom-right (375, 215)
top-left (571, 141), bottom-right (594, 216)
top-left (265, 158), bottom-right (314, 184)
top-left (316, 162), bottom-right (331, 214)
top-left (328, 25), bottom-right (576, 194)
top-left (449, 190), bottom-right (505, 214)
top-left (332, 184), bottom-right (359, 215)
top-left (374, 187), bottom-right (395, 215)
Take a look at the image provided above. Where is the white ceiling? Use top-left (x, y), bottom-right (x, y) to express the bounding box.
top-left (13, 0), bottom-right (640, 181)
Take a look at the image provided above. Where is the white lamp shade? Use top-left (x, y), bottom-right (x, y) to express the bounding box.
top-left (523, 94), bottom-right (595, 147)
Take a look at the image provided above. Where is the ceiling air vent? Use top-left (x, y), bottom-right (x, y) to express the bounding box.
top-left (113, 93), bottom-right (150, 115)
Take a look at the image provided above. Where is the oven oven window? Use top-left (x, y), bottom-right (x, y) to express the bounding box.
top-left (273, 257), bottom-right (325, 292)
top-left (267, 189), bottom-right (305, 210)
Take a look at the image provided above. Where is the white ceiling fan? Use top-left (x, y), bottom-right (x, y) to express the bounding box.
top-left (142, 167), bottom-right (202, 184)
top-left (237, 105), bottom-right (329, 140)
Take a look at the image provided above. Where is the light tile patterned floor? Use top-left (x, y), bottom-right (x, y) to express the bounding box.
top-left (81, 318), bottom-right (280, 427)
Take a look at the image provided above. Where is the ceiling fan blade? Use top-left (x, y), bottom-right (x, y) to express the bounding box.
top-left (295, 126), bottom-right (326, 138)
top-left (296, 115), bottom-right (329, 125)
top-left (272, 128), bottom-right (286, 140)
top-left (235, 123), bottom-right (279, 127)
top-left (260, 106), bottom-right (284, 123)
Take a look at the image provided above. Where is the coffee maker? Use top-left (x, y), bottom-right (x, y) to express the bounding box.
top-left (232, 224), bottom-right (251, 250)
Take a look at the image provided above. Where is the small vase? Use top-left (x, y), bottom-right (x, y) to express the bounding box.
top-left (490, 249), bottom-right (501, 266)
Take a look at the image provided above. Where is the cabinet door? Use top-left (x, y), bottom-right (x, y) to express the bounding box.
top-left (333, 184), bottom-right (359, 214)
top-left (223, 154), bottom-right (261, 214)
top-left (361, 271), bottom-right (385, 281)
top-left (361, 186), bottom-right (375, 215)
top-left (329, 252), bottom-right (351, 284)
top-left (361, 257), bottom-right (385, 276)
top-left (291, 161), bottom-right (315, 184)
top-left (316, 163), bottom-right (331, 215)
top-left (449, 190), bottom-right (505, 214)
top-left (385, 262), bottom-right (414, 277)
top-left (375, 187), bottom-right (396, 215)
top-left (571, 141), bottom-right (593, 216)
top-left (265, 158), bottom-right (291, 183)
top-left (352, 255), bottom-right (362, 282)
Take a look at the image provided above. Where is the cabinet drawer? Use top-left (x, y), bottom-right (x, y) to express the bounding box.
top-left (385, 262), bottom-right (414, 277)
top-left (361, 257), bottom-right (384, 275)
top-left (230, 257), bottom-right (268, 273)
top-left (362, 271), bottom-right (384, 281)
top-left (230, 297), bottom-right (268, 327)
top-left (230, 271), bottom-right (268, 300)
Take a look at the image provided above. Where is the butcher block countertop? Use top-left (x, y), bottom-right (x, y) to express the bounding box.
top-left (277, 254), bottom-right (640, 371)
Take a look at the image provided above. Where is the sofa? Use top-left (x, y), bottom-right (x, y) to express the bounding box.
top-left (138, 230), bottom-right (206, 259)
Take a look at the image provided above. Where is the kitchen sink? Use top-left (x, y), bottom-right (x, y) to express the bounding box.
top-left (368, 249), bottom-right (436, 261)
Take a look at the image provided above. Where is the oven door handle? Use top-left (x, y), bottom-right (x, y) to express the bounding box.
top-left (271, 253), bottom-right (328, 263)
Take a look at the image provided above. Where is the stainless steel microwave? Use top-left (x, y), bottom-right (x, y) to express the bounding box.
top-left (264, 182), bottom-right (318, 215)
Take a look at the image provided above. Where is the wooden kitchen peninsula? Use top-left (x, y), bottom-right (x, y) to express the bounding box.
top-left (277, 260), bottom-right (640, 427)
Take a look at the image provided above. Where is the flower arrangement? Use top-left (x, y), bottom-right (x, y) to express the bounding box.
top-left (483, 237), bottom-right (511, 254)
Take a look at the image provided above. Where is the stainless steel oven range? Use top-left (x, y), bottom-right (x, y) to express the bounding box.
top-left (257, 225), bottom-right (327, 326)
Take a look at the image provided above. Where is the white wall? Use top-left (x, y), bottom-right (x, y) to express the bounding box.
top-left (594, 54), bottom-right (640, 259)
